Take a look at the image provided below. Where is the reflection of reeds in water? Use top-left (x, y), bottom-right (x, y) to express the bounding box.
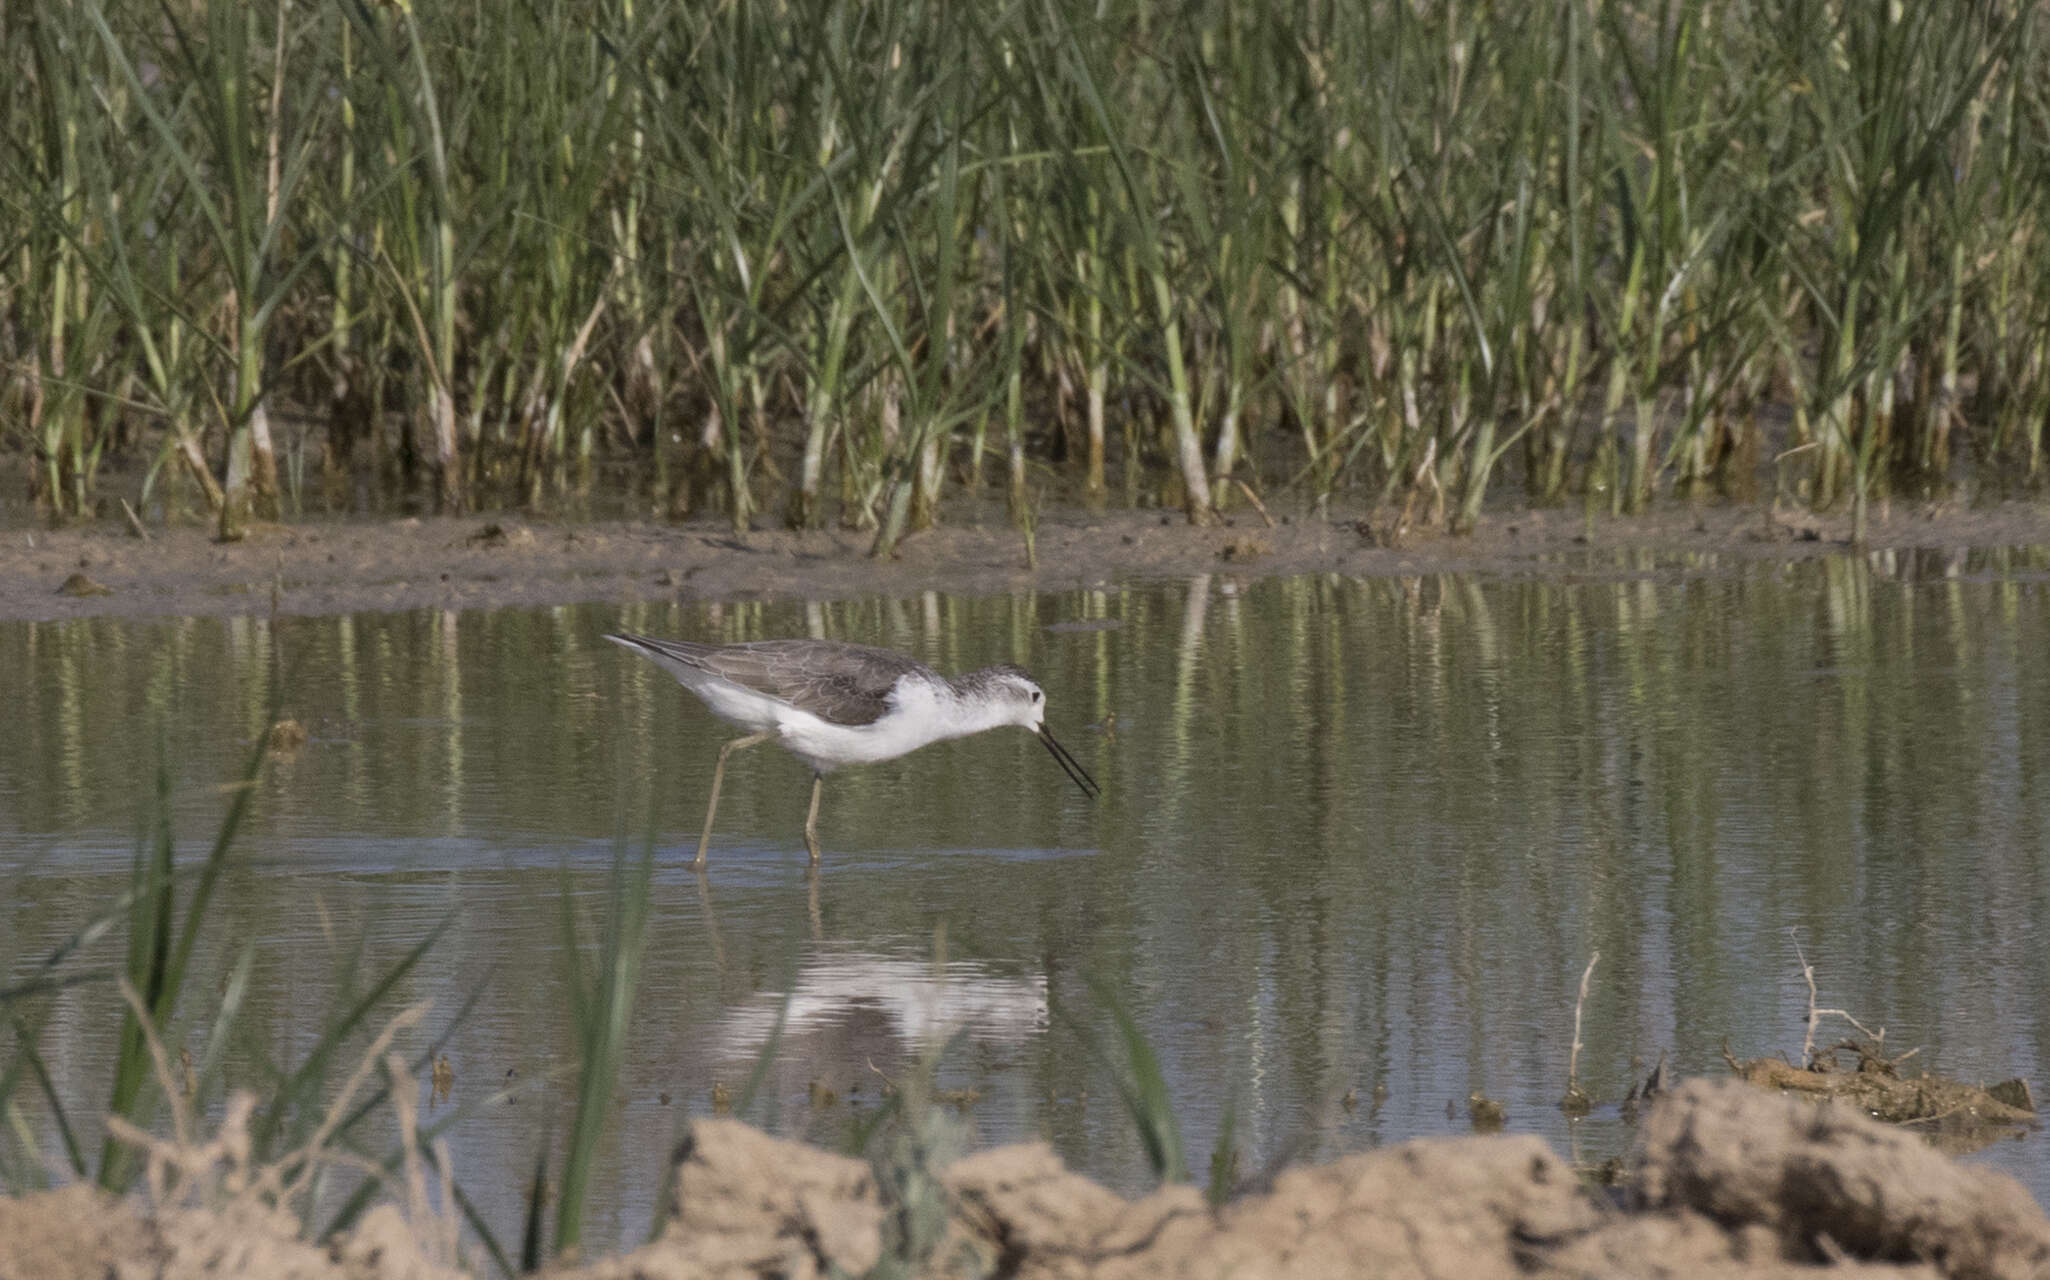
top-left (12, 560), bottom-right (2050, 1231)
top-left (12, 557), bottom-right (2046, 870)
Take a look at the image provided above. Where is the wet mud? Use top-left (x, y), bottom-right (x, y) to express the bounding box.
top-left (6, 499), bottom-right (2050, 623)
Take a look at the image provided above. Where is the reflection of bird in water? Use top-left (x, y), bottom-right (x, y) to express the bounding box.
top-left (605, 633), bottom-right (1100, 864)
top-left (712, 950), bottom-right (1049, 1095)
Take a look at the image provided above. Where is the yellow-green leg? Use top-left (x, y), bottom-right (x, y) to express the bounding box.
top-left (804, 773), bottom-right (824, 864)
top-left (697, 731), bottom-right (776, 867)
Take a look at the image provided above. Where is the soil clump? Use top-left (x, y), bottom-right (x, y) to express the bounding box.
top-left (2, 1078), bottom-right (2046, 1279)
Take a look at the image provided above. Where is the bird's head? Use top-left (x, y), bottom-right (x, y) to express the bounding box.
top-left (979, 664), bottom-right (1049, 731)
top-left (968, 664), bottom-right (1099, 799)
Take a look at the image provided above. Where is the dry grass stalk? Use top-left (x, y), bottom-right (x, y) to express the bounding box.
top-left (102, 987), bottom-right (454, 1257)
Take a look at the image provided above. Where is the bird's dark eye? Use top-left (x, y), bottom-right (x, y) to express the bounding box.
top-left (1032, 690), bottom-right (1043, 703)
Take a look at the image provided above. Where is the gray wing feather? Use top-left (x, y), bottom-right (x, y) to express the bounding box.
top-left (606, 634), bottom-right (928, 726)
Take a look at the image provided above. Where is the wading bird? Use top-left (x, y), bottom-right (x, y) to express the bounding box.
top-left (605, 633), bottom-right (1100, 865)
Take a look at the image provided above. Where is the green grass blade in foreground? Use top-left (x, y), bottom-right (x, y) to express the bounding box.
top-left (0, 970), bottom-right (114, 1006)
top-left (521, 1143), bottom-right (549, 1275)
top-left (187, 948), bottom-right (254, 1113)
top-left (838, 1020), bottom-right (971, 1280)
top-left (10, 871), bottom-right (155, 992)
top-left (554, 839), bottom-right (656, 1258)
top-left (5, 1017), bottom-right (88, 1181)
top-left (1058, 975), bottom-right (1185, 1186)
top-left (3, 838), bottom-right (184, 1015)
top-left (248, 912), bottom-right (455, 1169)
top-left (317, 988), bottom-right (488, 1225)
top-left (332, 1142), bottom-right (520, 1280)
top-left (321, 977), bottom-right (491, 1197)
top-left (95, 760), bottom-right (181, 1192)
top-left (0, 1006), bottom-right (43, 1182)
top-left (162, 735), bottom-right (269, 1019)
top-left (1207, 1099), bottom-right (1238, 1208)
top-left (2, 727), bottom-right (264, 1193)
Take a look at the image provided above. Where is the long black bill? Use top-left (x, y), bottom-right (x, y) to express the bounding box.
top-left (1038, 726), bottom-right (1101, 799)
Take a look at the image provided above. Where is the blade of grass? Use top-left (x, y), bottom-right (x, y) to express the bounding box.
top-left (6, 1018), bottom-right (87, 1180)
top-left (521, 1144), bottom-right (549, 1274)
top-left (249, 912), bottom-right (455, 1168)
top-left (1051, 974), bottom-right (1184, 1186)
top-left (553, 838), bottom-right (655, 1257)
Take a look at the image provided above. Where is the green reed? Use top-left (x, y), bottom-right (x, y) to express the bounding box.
top-left (549, 839), bottom-right (655, 1257)
top-left (0, 744), bottom-right (665, 1274)
top-left (82, 0), bottom-right (329, 538)
top-left (1057, 974), bottom-right (1186, 1186)
top-left (0, 735), bottom-right (458, 1213)
top-left (4, 1), bottom-right (2047, 537)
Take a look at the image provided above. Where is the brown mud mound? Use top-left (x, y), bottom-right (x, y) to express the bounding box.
top-left (1637, 1081), bottom-right (2049, 1280)
top-left (570, 1079), bottom-right (2042, 1280)
top-left (0, 1184), bottom-right (462, 1280)
top-left (3, 1080), bottom-right (2046, 1279)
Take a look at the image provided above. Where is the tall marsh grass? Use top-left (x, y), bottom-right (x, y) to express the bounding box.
top-left (4, 0), bottom-right (2048, 538)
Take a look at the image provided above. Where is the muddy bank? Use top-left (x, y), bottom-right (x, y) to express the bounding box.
top-left (3, 1079), bottom-right (2046, 1279)
top-left (1725, 1048), bottom-right (2038, 1157)
top-left (7, 499), bottom-right (2050, 624)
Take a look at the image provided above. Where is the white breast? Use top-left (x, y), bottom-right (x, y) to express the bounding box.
top-left (776, 678), bottom-right (1005, 772)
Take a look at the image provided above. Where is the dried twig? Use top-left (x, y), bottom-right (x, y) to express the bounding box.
top-left (1561, 951), bottom-right (1599, 1115)
top-left (1796, 933), bottom-right (1821, 1065)
top-left (1568, 951), bottom-right (1599, 1086)
top-left (109, 977), bottom-right (210, 1204)
top-left (1792, 932), bottom-right (1885, 1067)
top-left (1389, 436), bottom-right (1439, 545)
top-left (120, 498), bottom-right (151, 540)
top-left (1233, 480), bottom-right (1276, 529)
top-left (101, 996), bottom-right (461, 1260)
top-left (384, 1050), bottom-right (459, 1264)
top-left (387, 1053), bottom-right (432, 1241)
top-left (1417, 437), bottom-right (1446, 527)
top-left (270, 1001), bottom-right (428, 1209)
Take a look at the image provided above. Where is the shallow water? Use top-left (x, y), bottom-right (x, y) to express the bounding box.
top-left (5, 545), bottom-right (2049, 1248)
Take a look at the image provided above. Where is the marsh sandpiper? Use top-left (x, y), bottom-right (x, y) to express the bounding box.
top-left (605, 633), bottom-right (1100, 865)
